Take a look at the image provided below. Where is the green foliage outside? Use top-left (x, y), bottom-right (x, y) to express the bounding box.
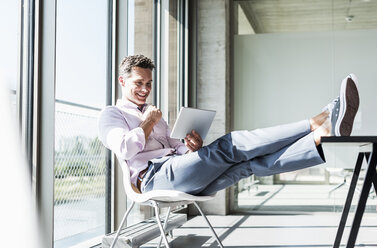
top-left (54, 136), bottom-right (107, 205)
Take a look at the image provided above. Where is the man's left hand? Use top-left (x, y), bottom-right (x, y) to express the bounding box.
top-left (184, 130), bottom-right (203, 153)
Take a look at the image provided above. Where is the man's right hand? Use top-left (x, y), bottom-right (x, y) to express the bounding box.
top-left (139, 105), bottom-right (162, 142)
top-left (143, 105), bottom-right (162, 124)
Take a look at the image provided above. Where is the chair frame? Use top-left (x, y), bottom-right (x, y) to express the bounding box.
top-left (109, 160), bottom-right (224, 248)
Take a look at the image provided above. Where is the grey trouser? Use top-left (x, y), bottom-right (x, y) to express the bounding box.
top-left (140, 120), bottom-right (325, 196)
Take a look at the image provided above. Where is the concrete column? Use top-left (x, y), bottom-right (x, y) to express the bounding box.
top-left (189, 0), bottom-right (231, 215)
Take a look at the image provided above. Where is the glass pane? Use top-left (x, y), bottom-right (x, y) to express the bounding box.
top-left (125, 0), bottom-right (155, 225)
top-left (54, 0), bottom-right (109, 246)
top-left (160, 0), bottom-right (179, 128)
top-left (232, 0), bottom-right (377, 213)
top-left (0, 0), bottom-right (20, 114)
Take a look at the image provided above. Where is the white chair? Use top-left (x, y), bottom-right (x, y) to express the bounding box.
top-left (326, 168), bottom-right (351, 196)
top-left (109, 158), bottom-right (224, 248)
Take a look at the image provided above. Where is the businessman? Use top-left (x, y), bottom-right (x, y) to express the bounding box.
top-left (98, 54), bottom-right (360, 195)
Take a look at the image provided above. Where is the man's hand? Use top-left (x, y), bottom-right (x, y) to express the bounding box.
top-left (140, 105), bottom-right (162, 142)
top-left (143, 105), bottom-right (162, 124)
top-left (184, 130), bottom-right (203, 153)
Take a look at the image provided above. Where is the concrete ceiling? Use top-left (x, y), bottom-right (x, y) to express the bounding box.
top-left (236, 0), bottom-right (377, 33)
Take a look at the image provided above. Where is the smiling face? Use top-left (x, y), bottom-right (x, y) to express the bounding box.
top-left (120, 66), bottom-right (153, 108)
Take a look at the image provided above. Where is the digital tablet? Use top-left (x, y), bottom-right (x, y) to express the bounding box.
top-left (170, 107), bottom-right (216, 140)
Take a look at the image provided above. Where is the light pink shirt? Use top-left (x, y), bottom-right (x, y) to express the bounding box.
top-left (98, 99), bottom-right (188, 185)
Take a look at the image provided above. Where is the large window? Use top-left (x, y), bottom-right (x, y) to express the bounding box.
top-left (54, 0), bottom-right (110, 246)
top-left (232, 0), bottom-right (377, 213)
top-left (4, 0), bottom-right (188, 246)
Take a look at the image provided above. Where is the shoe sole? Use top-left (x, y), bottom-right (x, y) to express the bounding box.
top-left (335, 75), bottom-right (360, 136)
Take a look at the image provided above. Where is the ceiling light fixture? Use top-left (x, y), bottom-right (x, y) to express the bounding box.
top-left (345, 15), bottom-right (354, 22)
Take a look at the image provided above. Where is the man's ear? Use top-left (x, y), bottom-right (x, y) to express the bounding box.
top-left (118, 76), bottom-right (125, 87)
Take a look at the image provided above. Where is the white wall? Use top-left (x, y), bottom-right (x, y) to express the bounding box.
top-left (234, 29), bottom-right (377, 169)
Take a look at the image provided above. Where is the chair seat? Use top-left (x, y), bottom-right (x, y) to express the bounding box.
top-left (132, 189), bottom-right (216, 203)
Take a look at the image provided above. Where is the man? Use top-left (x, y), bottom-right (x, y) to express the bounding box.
top-left (98, 54), bottom-right (360, 196)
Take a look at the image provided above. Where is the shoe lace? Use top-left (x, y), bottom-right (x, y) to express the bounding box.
top-left (324, 97), bottom-right (340, 114)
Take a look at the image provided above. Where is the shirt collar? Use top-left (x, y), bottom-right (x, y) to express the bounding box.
top-left (116, 99), bottom-right (147, 112)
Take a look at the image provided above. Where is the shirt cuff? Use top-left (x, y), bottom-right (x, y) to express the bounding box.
top-left (176, 145), bottom-right (189, 155)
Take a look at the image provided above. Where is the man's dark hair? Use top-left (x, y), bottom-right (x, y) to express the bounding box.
top-left (119, 55), bottom-right (155, 78)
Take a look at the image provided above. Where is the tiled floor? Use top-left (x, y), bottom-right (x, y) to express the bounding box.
top-left (95, 183), bottom-right (377, 248)
top-left (237, 184), bottom-right (377, 212)
top-left (139, 183), bottom-right (377, 247)
top-left (141, 213), bottom-right (377, 247)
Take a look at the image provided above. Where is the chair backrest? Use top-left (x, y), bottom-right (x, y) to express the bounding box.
top-left (116, 157), bottom-right (147, 201)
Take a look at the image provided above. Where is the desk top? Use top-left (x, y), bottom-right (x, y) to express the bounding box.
top-left (321, 136), bottom-right (377, 143)
top-left (321, 136), bottom-right (377, 152)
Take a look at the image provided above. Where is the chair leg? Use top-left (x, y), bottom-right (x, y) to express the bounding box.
top-left (152, 201), bottom-right (170, 248)
top-left (110, 201), bottom-right (135, 248)
top-left (193, 202), bottom-right (224, 248)
top-left (328, 180), bottom-right (346, 197)
top-left (157, 207), bottom-right (171, 248)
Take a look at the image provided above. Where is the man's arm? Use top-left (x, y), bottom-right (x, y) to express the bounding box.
top-left (98, 107), bottom-right (146, 160)
top-left (139, 105), bottom-right (162, 142)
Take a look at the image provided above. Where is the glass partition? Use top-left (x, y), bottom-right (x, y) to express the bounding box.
top-left (232, 0), bottom-right (377, 213)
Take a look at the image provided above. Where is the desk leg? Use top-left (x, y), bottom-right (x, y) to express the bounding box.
top-left (333, 152), bottom-right (365, 248)
top-left (365, 153), bottom-right (377, 197)
top-left (373, 174), bottom-right (377, 196)
top-left (346, 147), bottom-right (377, 248)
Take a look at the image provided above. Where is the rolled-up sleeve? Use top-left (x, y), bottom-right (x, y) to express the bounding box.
top-left (98, 107), bottom-right (146, 160)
